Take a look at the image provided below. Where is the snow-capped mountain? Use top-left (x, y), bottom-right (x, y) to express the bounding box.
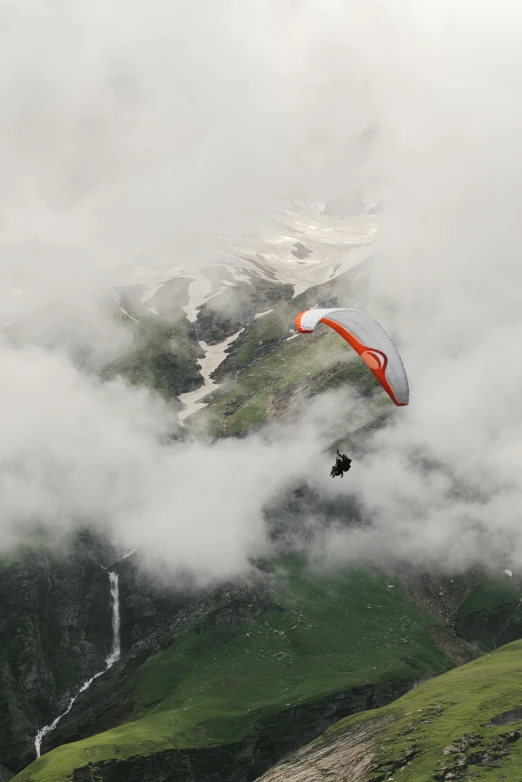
top-left (0, 200), bottom-right (378, 430)
top-left (1, 198), bottom-right (378, 329)
top-left (122, 200), bottom-right (377, 322)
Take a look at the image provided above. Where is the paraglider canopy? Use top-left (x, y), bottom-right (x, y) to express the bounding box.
top-left (295, 307), bottom-right (409, 406)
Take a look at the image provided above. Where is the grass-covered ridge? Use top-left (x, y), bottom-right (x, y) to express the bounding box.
top-left (322, 639), bottom-right (522, 781)
top-left (188, 261), bottom-right (376, 436)
top-left (191, 324), bottom-right (382, 437)
top-left (14, 557), bottom-right (467, 782)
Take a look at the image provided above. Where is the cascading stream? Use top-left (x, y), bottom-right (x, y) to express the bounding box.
top-left (34, 571), bottom-right (122, 758)
top-left (105, 572), bottom-right (121, 668)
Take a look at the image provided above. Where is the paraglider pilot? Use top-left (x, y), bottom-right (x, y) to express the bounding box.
top-left (330, 449), bottom-right (352, 478)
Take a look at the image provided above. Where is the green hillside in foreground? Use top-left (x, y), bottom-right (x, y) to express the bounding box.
top-left (14, 558), bottom-right (470, 782)
top-left (276, 639), bottom-right (522, 782)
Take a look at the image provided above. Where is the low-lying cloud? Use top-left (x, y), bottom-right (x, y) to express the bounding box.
top-left (310, 0), bottom-right (522, 575)
top-left (0, 338), bottom-right (352, 583)
top-left (3, 0), bottom-right (522, 581)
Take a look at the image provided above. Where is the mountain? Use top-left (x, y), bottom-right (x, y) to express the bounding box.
top-left (6, 543), bottom-right (522, 781)
top-left (257, 639), bottom-right (522, 782)
top-left (3, 202), bottom-right (522, 781)
top-left (1, 201), bottom-right (377, 333)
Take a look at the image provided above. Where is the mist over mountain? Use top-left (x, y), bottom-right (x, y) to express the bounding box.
top-left (2, 2), bottom-right (522, 781)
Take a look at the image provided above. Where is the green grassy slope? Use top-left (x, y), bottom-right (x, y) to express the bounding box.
top-left (322, 639), bottom-right (522, 781)
top-left (208, 260), bottom-right (371, 381)
top-left (14, 558), bottom-right (467, 782)
top-left (188, 264), bottom-right (377, 436)
top-left (191, 325), bottom-right (383, 437)
top-left (193, 327), bottom-right (374, 435)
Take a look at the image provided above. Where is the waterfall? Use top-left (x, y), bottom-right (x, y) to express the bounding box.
top-left (105, 572), bottom-right (121, 668)
top-left (34, 571), bottom-right (122, 759)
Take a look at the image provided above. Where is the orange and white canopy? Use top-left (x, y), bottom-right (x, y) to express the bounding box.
top-left (295, 307), bottom-right (409, 406)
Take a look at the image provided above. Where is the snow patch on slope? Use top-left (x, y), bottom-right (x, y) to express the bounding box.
top-left (177, 330), bottom-right (243, 422)
top-left (112, 294), bottom-right (139, 323)
top-left (182, 272), bottom-right (214, 322)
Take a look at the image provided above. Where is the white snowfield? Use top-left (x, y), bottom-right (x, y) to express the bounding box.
top-left (238, 203), bottom-right (376, 294)
top-left (177, 329), bottom-right (244, 422)
top-left (1, 201), bottom-right (376, 328)
top-left (128, 202), bottom-right (377, 325)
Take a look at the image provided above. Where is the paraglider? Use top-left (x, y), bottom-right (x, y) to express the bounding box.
top-left (331, 450), bottom-right (352, 478)
top-left (294, 307), bottom-right (409, 407)
top-left (294, 306), bottom-right (408, 478)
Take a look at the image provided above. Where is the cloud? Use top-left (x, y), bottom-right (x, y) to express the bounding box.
top-left (0, 0), bottom-right (377, 583)
top-left (0, 0), bottom-right (376, 322)
top-left (0, 337), bottom-right (353, 584)
top-left (4, 0), bottom-right (522, 583)
top-left (309, 0), bottom-right (522, 574)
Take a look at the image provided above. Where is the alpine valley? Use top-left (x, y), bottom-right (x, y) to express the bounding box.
top-left (3, 202), bottom-right (522, 782)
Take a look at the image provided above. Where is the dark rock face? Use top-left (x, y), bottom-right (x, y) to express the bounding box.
top-left (291, 243), bottom-right (312, 260)
top-left (435, 731), bottom-right (521, 779)
top-left (38, 555), bottom-right (199, 757)
top-left (0, 534), bottom-right (196, 772)
top-left (488, 706), bottom-right (522, 726)
top-left (69, 680), bottom-right (412, 782)
top-left (394, 564), bottom-right (484, 627)
top-left (0, 532), bottom-right (115, 771)
top-left (43, 574), bottom-right (279, 755)
top-left (0, 764), bottom-right (14, 782)
top-left (100, 315), bottom-right (204, 401)
top-left (195, 274), bottom-right (294, 346)
top-left (424, 626), bottom-right (472, 666)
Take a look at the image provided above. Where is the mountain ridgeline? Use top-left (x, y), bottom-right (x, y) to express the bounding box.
top-left (2, 262), bottom-right (522, 781)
